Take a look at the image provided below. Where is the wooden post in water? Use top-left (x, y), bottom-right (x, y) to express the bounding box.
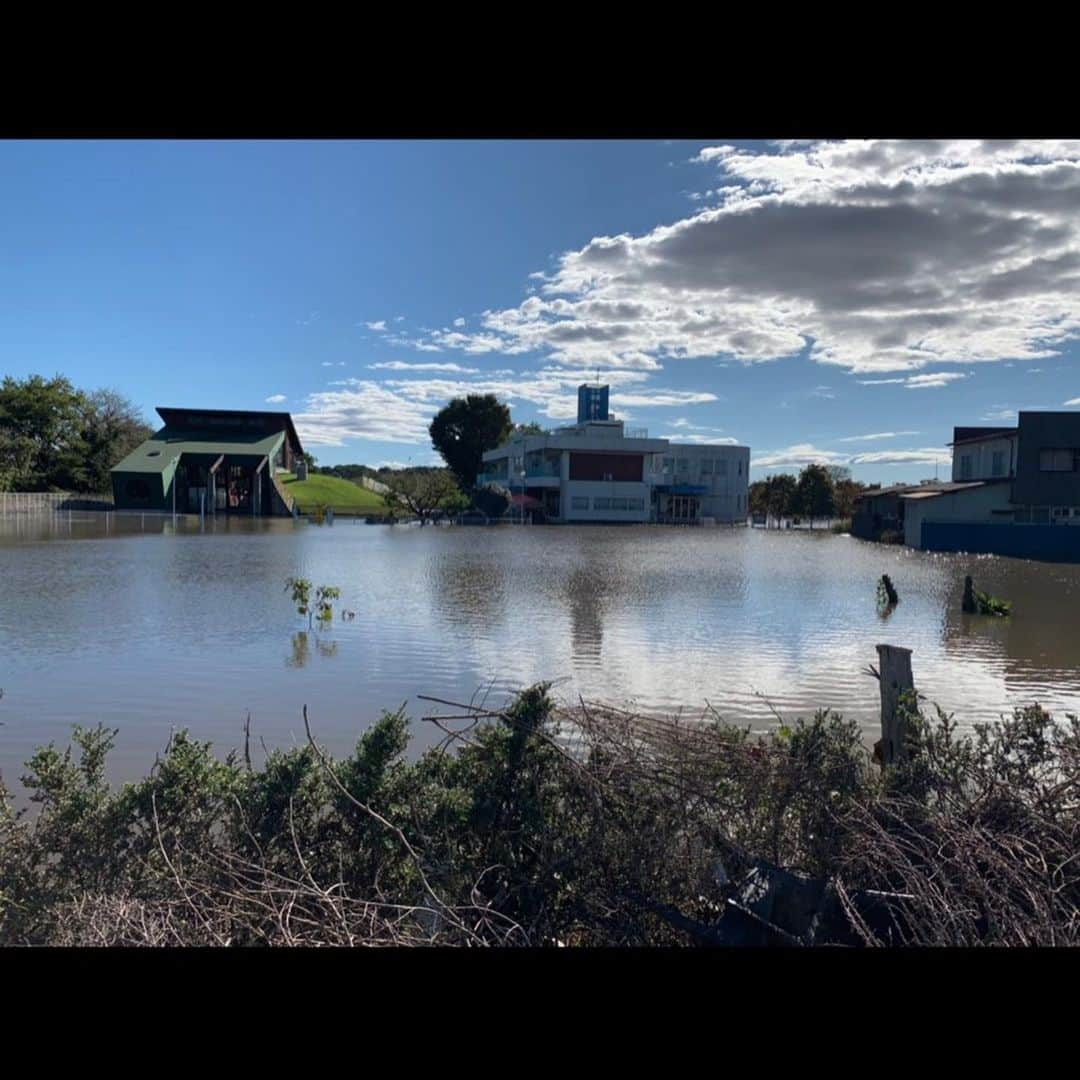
top-left (875, 644), bottom-right (915, 766)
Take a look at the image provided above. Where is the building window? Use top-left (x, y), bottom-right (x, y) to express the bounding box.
top-left (718, 459), bottom-right (727, 477)
top-left (628, 498), bottom-right (644, 511)
top-left (960, 454), bottom-right (973, 479)
top-left (1040, 449), bottom-right (1076, 472)
top-left (1032, 506), bottom-right (1051, 524)
top-left (677, 458), bottom-right (688, 473)
top-left (662, 457), bottom-right (674, 471)
top-left (571, 496), bottom-right (589, 510)
top-left (610, 497), bottom-right (628, 510)
top-left (700, 458), bottom-right (713, 475)
top-left (991, 450), bottom-right (1005, 477)
top-left (593, 498), bottom-right (611, 510)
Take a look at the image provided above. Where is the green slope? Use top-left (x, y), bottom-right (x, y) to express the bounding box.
top-left (280, 473), bottom-right (390, 514)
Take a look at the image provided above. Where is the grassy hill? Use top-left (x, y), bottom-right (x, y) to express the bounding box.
top-left (279, 473), bottom-right (390, 515)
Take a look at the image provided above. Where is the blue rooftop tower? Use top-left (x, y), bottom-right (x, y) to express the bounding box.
top-left (577, 383), bottom-right (609, 423)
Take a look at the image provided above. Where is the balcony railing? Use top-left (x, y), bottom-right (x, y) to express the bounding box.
top-left (524, 461), bottom-right (560, 477)
top-left (624, 426), bottom-right (649, 439)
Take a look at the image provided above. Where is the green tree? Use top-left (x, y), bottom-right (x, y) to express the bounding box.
top-left (472, 484), bottom-right (510, 520)
top-left (764, 473), bottom-right (797, 528)
top-left (832, 477), bottom-right (866, 520)
top-left (386, 468), bottom-right (464, 525)
top-left (429, 394), bottom-right (512, 491)
top-left (79, 389), bottom-right (153, 493)
top-left (500, 421), bottom-right (545, 445)
top-left (796, 464), bottom-right (836, 529)
top-left (748, 479), bottom-right (769, 519)
top-left (0, 375), bottom-right (88, 491)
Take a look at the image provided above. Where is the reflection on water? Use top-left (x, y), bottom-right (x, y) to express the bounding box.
top-left (286, 631), bottom-right (340, 668)
top-left (1, 512), bottom-right (1079, 789)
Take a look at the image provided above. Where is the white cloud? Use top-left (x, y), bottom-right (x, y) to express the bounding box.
top-left (904, 372), bottom-right (969, 389)
top-left (754, 441), bottom-right (951, 470)
top-left (264, 394), bottom-right (287, 404)
top-left (365, 320), bottom-right (387, 332)
top-left (1065, 397), bottom-right (1080, 406)
top-left (297, 368), bottom-right (719, 444)
top-left (860, 372), bottom-right (968, 389)
top-left (293, 382), bottom-right (435, 446)
top-left (405, 141), bottom-right (1080, 375)
top-left (847, 447), bottom-right (952, 466)
top-left (453, 317), bottom-right (466, 327)
top-left (368, 361), bottom-right (481, 374)
top-left (752, 444), bottom-right (850, 469)
top-left (835, 431), bottom-right (921, 442)
top-left (321, 361), bottom-right (347, 368)
top-left (658, 432), bottom-right (740, 445)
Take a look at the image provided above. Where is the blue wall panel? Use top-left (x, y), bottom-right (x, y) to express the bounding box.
top-left (921, 522), bottom-right (1080, 562)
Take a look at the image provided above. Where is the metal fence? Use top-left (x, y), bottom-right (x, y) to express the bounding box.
top-left (0, 491), bottom-right (114, 515)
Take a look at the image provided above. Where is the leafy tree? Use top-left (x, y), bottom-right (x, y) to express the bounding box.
top-left (832, 477), bottom-right (866, 520)
top-left (0, 377), bottom-right (151, 493)
top-left (472, 484), bottom-right (510, 519)
top-left (302, 452), bottom-right (318, 470)
top-left (429, 394), bottom-right (512, 491)
top-left (748, 479), bottom-right (769, 518)
top-left (763, 473), bottom-right (798, 528)
top-left (500, 421), bottom-right (545, 445)
top-left (80, 389), bottom-right (153, 493)
top-left (0, 375), bottom-right (88, 491)
top-left (386, 468), bottom-right (464, 525)
top-left (796, 464), bottom-right (836, 529)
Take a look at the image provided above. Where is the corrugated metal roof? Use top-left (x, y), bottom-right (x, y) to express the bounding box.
top-left (111, 429), bottom-right (285, 475)
top-left (898, 481), bottom-right (990, 500)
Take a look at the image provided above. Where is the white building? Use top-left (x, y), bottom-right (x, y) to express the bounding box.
top-left (477, 384), bottom-right (749, 524)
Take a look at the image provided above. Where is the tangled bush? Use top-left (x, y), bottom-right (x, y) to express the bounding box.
top-left (1, 688), bottom-right (1077, 946)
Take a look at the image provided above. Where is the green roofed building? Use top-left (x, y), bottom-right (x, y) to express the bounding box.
top-left (110, 407), bottom-right (304, 515)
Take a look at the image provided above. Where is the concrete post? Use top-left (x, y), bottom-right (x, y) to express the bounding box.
top-left (875, 644), bottom-right (915, 766)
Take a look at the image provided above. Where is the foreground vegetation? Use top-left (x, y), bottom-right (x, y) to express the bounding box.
top-left (2, 686), bottom-right (1077, 946)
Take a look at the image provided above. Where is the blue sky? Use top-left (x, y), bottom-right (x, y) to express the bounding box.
top-left (3, 139), bottom-right (1080, 481)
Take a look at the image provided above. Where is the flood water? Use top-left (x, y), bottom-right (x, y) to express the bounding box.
top-left (2, 512), bottom-right (1079, 791)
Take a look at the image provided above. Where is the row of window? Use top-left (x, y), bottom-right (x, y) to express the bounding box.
top-left (958, 451), bottom-right (1009, 479)
top-left (570, 496), bottom-right (646, 512)
top-left (660, 457), bottom-right (743, 477)
top-left (1014, 506), bottom-right (1080, 523)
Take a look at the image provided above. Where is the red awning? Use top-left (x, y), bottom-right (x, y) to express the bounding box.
top-left (509, 493), bottom-right (543, 509)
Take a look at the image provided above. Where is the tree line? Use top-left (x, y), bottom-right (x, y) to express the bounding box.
top-left (0, 375), bottom-right (152, 494)
top-left (748, 464), bottom-right (866, 529)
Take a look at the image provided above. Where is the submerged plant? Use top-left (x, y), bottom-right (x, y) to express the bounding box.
top-left (962, 575), bottom-right (1011, 617)
top-left (315, 586), bottom-right (340, 624)
top-left (285, 577), bottom-right (312, 624)
top-left (285, 579), bottom-right (341, 628)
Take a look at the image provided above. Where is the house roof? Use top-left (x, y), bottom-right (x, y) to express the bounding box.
top-left (155, 407), bottom-right (304, 457)
top-left (949, 426), bottom-right (1017, 446)
top-left (898, 480), bottom-right (1010, 501)
top-left (111, 430), bottom-right (286, 475)
top-left (856, 480), bottom-right (988, 503)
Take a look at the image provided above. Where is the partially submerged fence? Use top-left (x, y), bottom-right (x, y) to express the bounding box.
top-left (0, 491), bottom-right (114, 515)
